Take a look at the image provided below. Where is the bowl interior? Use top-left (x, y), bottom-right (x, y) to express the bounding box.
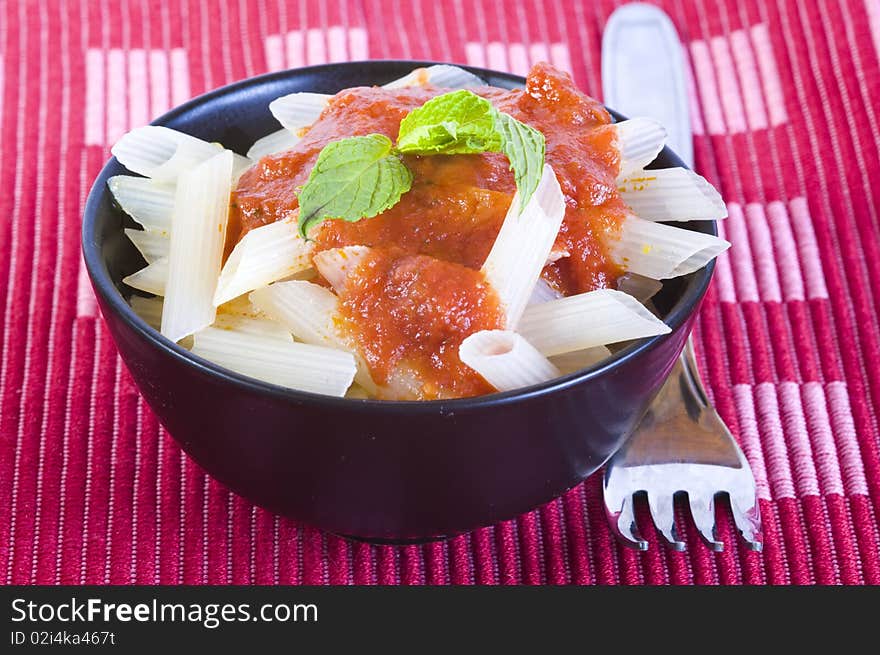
top-left (84, 60), bottom-right (716, 409)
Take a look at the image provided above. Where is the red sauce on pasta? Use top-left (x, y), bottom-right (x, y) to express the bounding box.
top-left (229, 63), bottom-right (627, 399)
top-left (339, 249), bottom-right (502, 399)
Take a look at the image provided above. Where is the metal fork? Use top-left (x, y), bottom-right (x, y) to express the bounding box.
top-left (603, 338), bottom-right (763, 552)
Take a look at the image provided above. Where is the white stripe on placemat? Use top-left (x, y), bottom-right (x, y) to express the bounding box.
top-left (306, 27), bottom-right (326, 66)
top-left (148, 50), bottom-right (169, 120)
top-left (824, 381), bottom-right (869, 497)
top-left (713, 220), bottom-right (737, 303)
top-left (723, 202), bottom-right (759, 303)
top-left (689, 39), bottom-right (726, 135)
top-left (752, 382), bottom-right (795, 500)
top-left (107, 48), bottom-right (126, 146)
top-left (731, 383), bottom-right (772, 501)
top-left (464, 42), bottom-right (484, 67)
top-left (169, 48), bottom-right (190, 110)
top-left (326, 25), bottom-right (347, 62)
top-left (787, 197), bottom-right (828, 300)
top-left (76, 256), bottom-right (97, 318)
top-left (550, 42), bottom-right (572, 73)
top-left (729, 28), bottom-right (769, 131)
top-left (776, 381), bottom-right (820, 497)
top-left (85, 49), bottom-right (104, 145)
top-left (765, 200), bottom-right (806, 302)
top-left (127, 49), bottom-right (148, 130)
top-left (749, 23), bottom-right (788, 127)
top-left (744, 202), bottom-right (782, 303)
top-left (709, 35), bottom-right (747, 134)
top-left (529, 42), bottom-right (549, 65)
top-left (508, 43), bottom-right (529, 77)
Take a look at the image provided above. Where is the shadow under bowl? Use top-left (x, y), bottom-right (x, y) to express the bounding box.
top-left (82, 60), bottom-right (717, 541)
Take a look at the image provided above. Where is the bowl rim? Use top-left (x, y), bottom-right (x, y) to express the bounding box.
top-left (82, 59), bottom-right (717, 414)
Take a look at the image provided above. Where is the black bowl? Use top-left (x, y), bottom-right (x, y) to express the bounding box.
top-left (82, 60), bottom-right (716, 541)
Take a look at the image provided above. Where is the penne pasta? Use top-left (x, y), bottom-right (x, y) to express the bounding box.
top-left (213, 216), bottom-right (314, 306)
top-left (211, 312), bottom-right (293, 341)
top-left (549, 346), bottom-right (613, 375)
top-left (191, 326), bottom-right (356, 397)
top-left (615, 118), bottom-right (667, 177)
top-left (129, 294), bottom-right (164, 330)
top-left (250, 281), bottom-right (377, 393)
top-left (108, 175), bottom-right (175, 233)
top-left (383, 64), bottom-right (485, 89)
top-left (616, 272), bottom-right (664, 303)
top-left (519, 288), bottom-right (670, 357)
top-left (612, 214), bottom-right (730, 279)
top-left (111, 125), bottom-right (224, 182)
top-left (250, 281), bottom-right (341, 348)
top-left (312, 245), bottom-right (371, 293)
top-left (161, 150), bottom-right (234, 343)
top-left (269, 92), bottom-right (331, 135)
top-left (124, 227), bottom-right (169, 263)
top-left (528, 277), bottom-right (563, 305)
top-left (246, 128), bottom-right (301, 160)
top-left (345, 384), bottom-right (372, 399)
top-left (618, 168), bottom-right (727, 221)
top-left (231, 153), bottom-right (255, 180)
top-left (459, 330), bottom-right (560, 392)
top-left (481, 164), bottom-right (566, 329)
top-left (123, 257), bottom-right (168, 296)
top-left (216, 293), bottom-right (267, 318)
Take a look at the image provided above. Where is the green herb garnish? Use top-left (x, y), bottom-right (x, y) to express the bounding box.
top-left (296, 90), bottom-right (545, 238)
top-left (496, 112), bottom-right (546, 212)
top-left (297, 134), bottom-right (412, 238)
top-left (397, 89), bottom-right (503, 154)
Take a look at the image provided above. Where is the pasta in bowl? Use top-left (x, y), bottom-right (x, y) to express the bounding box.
top-left (111, 62), bottom-right (727, 401)
top-left (83, 61), bottom-right (724, 539)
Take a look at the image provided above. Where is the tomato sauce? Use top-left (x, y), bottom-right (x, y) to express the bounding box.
top-left (230, 63), bottom-right (628, 399)
top-left (339, 249), bottom-right (502, 399)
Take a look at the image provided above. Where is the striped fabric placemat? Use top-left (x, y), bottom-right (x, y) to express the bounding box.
top-left (1, 0), bottom-right (878, 584)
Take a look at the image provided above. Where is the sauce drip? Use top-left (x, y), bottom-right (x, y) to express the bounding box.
top-left (231, 63), bottom-right (628, 399)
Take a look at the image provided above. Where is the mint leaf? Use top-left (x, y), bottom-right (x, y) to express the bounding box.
top-left (397, 90), bottom-right (503, 154)
top-left (497, 113), bottom-right (546, 211)
top-left (396, 90), bottom-right (545, 209)
top-left (297, 134), bottom-right (412, 238)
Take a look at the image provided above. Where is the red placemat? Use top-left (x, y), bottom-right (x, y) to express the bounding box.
top-left (1, 0), bottom-right (879, 585)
